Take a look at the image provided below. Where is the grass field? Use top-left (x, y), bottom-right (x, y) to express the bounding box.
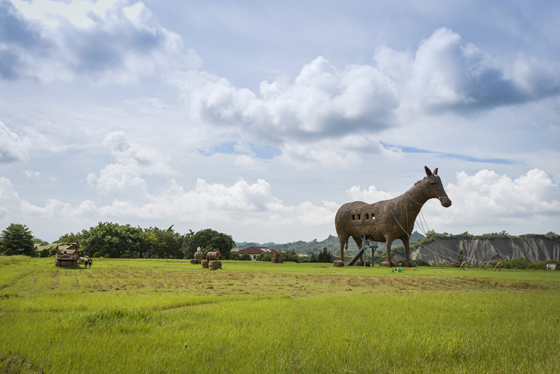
top-left (1, 256), bottom-right (559, 373)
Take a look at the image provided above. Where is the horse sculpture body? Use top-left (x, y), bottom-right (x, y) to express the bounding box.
top-left (335, 166), bottom-right (451, 266)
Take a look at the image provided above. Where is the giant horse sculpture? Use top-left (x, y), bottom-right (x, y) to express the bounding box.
top-left (335, 166), bottom-right (452, 266)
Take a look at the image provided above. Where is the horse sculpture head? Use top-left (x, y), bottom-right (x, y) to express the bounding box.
top-left (424, 166), bottom-right (452, 207)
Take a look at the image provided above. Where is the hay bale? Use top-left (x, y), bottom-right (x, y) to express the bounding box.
top-left (399, 260), bottom-right (410, 267)
top-left (271, 258), bottom-right (278, 263)
top-left (206, 251), bottom-right (220, 261)
top-left (366, 261), bottom-right (371, 267)
top-left (333, 260), bottom-right (344, 267)
top-left (409, 261), bottom-right (417, 267)
top-left (209, 260), bottom-right (222, 270)
top-left (201, 260), bottom-right (209, 268)
top-left (354, 260), bottom-right (363, 266)
top-left (277, 258), bottom-right (283, 263)
top-left (189, 259), bottom-right (198, 265)
top-left (194, 252), bottom-right (204, 261)
top-left (379, 261), bottom-right (391, 267)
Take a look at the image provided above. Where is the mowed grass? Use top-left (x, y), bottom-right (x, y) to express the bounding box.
top-left (1, 257), bottom-right (560, 373)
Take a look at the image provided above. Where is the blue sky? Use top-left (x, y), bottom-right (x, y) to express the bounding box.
top-left (1, 0), bottom-right (559, 243)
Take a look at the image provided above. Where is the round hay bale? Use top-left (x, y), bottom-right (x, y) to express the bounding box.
top-left (271, 258), bottom-right (278, 263)
top-left (206, 251), bottom-right (220, 261)
top-left (209, 260), bottom-right (222, 270)
top-left (390, 261), bottom-right (398, 267)
top-left (194, 252), bottom-right (204, 261)
top-left (354, 260), bottom-right (363, 266)
top-left (409, 261), bottom-right (417, 267)
top-left (333, 260), bottom-right (344, 267)
top-left (201, 260), bottom-right (209, 268)
top-left (189, 259), bottom-right (198, 265)
top-left (400, 260), bottom-right (410, 267)
top-left (365, 261), bottom-right (371, 267)
top-left (277, 258), bottom-right (283, 263)
top-left (379, 261), bottom-right (391, 267)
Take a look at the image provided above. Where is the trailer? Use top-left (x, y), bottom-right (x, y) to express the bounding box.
top-left (54, 243), bottom-right (81, 267)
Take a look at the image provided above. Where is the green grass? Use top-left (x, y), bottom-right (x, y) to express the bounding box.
top-left (1, 257), bottom-right (560, 373)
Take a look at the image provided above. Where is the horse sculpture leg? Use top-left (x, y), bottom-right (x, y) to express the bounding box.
top-left (338, 235), bottom-right (349, 262)
top-left (404, 240), bottom-right (411, 261)
top-left (385, 239), bottom-right (392, 265)
top-left (352, 236), bottom-right (362, 253)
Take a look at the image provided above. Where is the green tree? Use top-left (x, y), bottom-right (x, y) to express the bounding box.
top-left (142, 225), bottom-right (186, 258)
top-left (545, 231), bottom-right (559, 240)
top-left (1, 224), bottom-right (35, 256)
top-left (183, 229), bottom-right (235, 260)
top-left (318, 247), bottom-right (333, 263)
top-left (280, 249), bottom-right (300, 263)
top-left (77, 222), bottom-right (144, 258)
top-left (457, 249), bottom-right (464, 263)
top-left (57, 232), bottom-right (83, 245)
top-left (307, 251), bottom-right (318, 262)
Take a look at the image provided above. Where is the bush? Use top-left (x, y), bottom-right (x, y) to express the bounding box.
top-left (40, 249), bottom-right (49, 258)
top-left (3, 248), bottom-right (13, 256)
top-left (229, 252), bottom-right (240, 260)
top-left (414, 258), bottom-right (430, 266)
top-left (502, 257), bottom-right (531, 269)
top-left (489, 257), bottom-right (532, 270)
top-left (257, 253), bottom-right (272, 261)
top-left (104, 254), bottom-right (111, 258)
top-left (527, 260), bottom-right (560, 270)
top-left (120, 254), bottom-right (131, 258)
top-left (279, 249), bottom-right (300, 263)
top-left (240, 254), bottom-right (251, 261)
top-left (93, 252), bottom-right (100, 258)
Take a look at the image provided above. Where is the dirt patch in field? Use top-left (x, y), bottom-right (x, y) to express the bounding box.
top-left (0, 353), bottom-right (43, 374)
top-left (51, 273), bottom-right (60, 290)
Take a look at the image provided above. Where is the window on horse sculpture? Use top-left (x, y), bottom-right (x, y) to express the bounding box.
top-left (372, 213), bottom-right (375, 219)
top-left (365, 214), bottom-right (369, 219)
top-left (352, 215), bottom-right (355, 220)
top-left (357, 214), bottom-right (361, 220)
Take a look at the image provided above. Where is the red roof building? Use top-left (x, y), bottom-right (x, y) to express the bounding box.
top-left (236, 246), bottom-right (279, 261)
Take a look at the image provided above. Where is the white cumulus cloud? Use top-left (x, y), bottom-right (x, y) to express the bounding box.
top-left (421, 168), bottom-right (560, 233)
top-left (347, 185), bottom-right (394, 202)
top-left (0, 121), bottom-right (54, 163)
top-left (88, 130), bottom-right (171, 194)
top-left (2, 0), bottom-right (202, 83)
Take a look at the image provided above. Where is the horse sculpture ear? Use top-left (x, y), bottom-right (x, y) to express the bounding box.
top-left (434, 168), bottom-right (438, 175)
top-left (424, 166), bottom-right (432, 177)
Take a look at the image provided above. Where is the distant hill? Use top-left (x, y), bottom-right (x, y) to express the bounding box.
top-left (236, 231), bottom-right (425, 256)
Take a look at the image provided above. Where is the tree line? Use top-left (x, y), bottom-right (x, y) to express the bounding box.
top-left (1, 222), bottom-right (235, 260)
